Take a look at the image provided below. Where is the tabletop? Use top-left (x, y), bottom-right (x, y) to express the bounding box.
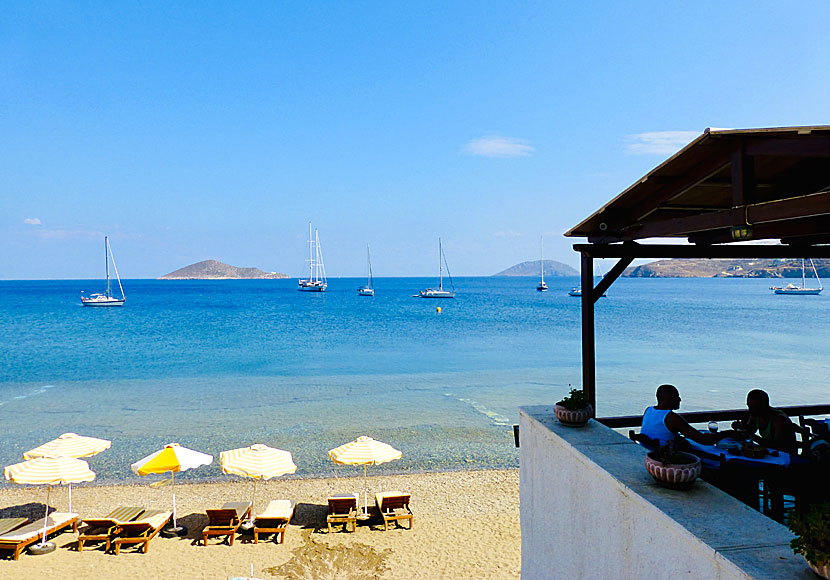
top-left (686, 436), bottom-right (791, 469)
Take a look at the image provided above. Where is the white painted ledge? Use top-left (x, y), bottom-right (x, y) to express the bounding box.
top-left (519, 405), bottom-right (814, 580)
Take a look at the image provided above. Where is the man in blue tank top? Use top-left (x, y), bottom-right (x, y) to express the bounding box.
top-left (641, 384), bottom-right (726, 448)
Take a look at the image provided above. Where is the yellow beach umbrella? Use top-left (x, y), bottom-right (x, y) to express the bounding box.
top-left (130, 443), bottom-right (213, 535)
top-left (220, 444), bottom-right (297, 525)
top-left (4, 456), bottom-right (95, 553)
top-left (328, 436), bottom-right (402, 517)
top-left (24, 432), bottom-right (112, 512)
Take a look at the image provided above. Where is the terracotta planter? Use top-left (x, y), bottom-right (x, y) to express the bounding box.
top-left (553, 403), bottom-right (593, 427)
top-left (644, 450), bottom-right (701, 489)
top-left (808, 558), bottom-right (830, 579)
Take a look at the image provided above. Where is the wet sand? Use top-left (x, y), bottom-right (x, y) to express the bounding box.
top-left (0, 469), bottom-right (519, 579)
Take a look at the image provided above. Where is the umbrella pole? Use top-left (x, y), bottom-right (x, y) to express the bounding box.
top-left (40, 485), bottom-right (51, 547)
top-left (363, 464), bottom-right (368, 517)
top-left (171, 471), bottom-right (177, 528)
top-left (68, 483), bottom-right (72, 514)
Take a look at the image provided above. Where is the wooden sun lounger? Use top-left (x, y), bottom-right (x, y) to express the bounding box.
top-left (0, 518), bottom-right (29, 537)
top-left (109, 510), bottom-right (172, 555)
top-left (77, 506), bottom-right (145, 552)
top-left (375, 492), bottom-right (413, 530)
top-left (327, 493), bottom-right (358, 533)
top-left (202, 502), bottom-right (252, 546)
top-left (0, 512), bottom-right (78, 560)
top-left (253, 500), bottom-right (295, 544)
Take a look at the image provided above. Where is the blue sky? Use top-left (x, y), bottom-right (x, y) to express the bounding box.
top-left (3, 2), bottom-right (830, 278)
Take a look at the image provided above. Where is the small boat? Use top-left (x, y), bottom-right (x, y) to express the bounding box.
top-left (358, 244), bottom-right (374, 296)
top-left (415, 238), bottom-right (455, 298)
top-left (298, 223), bottom-right (327, 292)
top-left (569, 262), bottom-right (607, 298)
top-left (536, 236), bottom-right (548, 292)
top-left (770, 258), bottom-right (822, 295)
top-left (81, 236), bottom-right (126, 307)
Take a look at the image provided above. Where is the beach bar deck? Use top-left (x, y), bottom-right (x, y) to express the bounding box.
top-left (520, 126), bottom-right (830, 579)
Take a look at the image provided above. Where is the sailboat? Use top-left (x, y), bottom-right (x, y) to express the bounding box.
top-left (81, 236), bottom-right (126, 307)
top-left (536, 237), bottom-right (548, 292)
top-left (770, 258), bottom-right (822, 295)
top-left (569, 261), bottom-right (607, 298)
top-left (358, 244), bottom-right (374, 296)
top-left (298, 223), bottom-right (327, 292)
top-left (415, 238), bottom-right (455, 298)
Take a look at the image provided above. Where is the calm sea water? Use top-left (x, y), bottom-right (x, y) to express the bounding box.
top-left (1, 276), bottom-right (828, 484)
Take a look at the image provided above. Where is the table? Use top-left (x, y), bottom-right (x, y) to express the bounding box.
top-left (686, 437), bottom-right (791, 469)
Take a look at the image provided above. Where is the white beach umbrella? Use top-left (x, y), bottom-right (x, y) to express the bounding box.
top-left (219, 444), bottom-right (297, 525)
top-left (24, 432), bottom-right (112, 512)
top-left (4, 456), bottom-right (96, 553)
top-left (328, 436), bottom-right (402, 517)
top-left (130, 443), bottom-right (213, 535)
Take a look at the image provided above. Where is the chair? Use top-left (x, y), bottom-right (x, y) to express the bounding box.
top-left (327, 494), bottom-right (358, 533)
top-left (374, 492), bottom-right (413, 531)
top-left (109, 510), bottom-right (172, 555)
top-left (202, 501), bottom-right (252, 546)
top-left (628, 430), bottom-right (658, 451)
top-left (252, 500), bottom-right (295, 544)
top-left (0, 512), bottom-right (78, 560)
top-left (77, 506), bottom-right (144, 552)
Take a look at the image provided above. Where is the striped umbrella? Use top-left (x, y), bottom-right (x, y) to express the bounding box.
top-left (130, 443), bottom-right (213, 534)
top-left (4, 456), bottom-right (96, 551)
top-left (328, 436), bottom-right (402, 517)
top-left (220, 444), bottom-right (297, 524)
top-left (24, 432), bottom-right (111, 512)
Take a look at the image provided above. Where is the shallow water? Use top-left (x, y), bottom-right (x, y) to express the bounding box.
top-left (1, 276), bottom-right (827, 483)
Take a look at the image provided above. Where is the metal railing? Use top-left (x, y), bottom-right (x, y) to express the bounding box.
top-left (597, 404), bottom-right (830, 429)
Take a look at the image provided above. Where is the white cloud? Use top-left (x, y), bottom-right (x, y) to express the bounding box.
top-left (624, 131), bottom-right (700, 156)
top-left (492, 230), bottom-right (522, 239)
top-left (463, 135), bottom-right (534, 158)
top-left (23, 218), bottom-right (42, 225)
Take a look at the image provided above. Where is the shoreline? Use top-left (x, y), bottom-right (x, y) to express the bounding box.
top-left (0, 468), bottom-right (520, 579)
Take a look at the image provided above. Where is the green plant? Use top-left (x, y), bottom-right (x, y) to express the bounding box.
top-left (790, 501), bottom-right (830, 567)
top-left (558, 387), bottom-right (588, 411)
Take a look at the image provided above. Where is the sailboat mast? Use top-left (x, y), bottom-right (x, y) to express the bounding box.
top-left (802, 258), bottom-right (806, 289)
top-left (367, 244), bottom-right (372, 288)
top-left (308, 222), bottom-right (314, 281)
top-left (540, 237), bottom-right (545, 284)
top-left (105, 236), bottom-right (111, 298)
top-left (438, 238), bottom-right (443, 291)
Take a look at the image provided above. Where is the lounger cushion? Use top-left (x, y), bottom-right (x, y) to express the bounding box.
top-left (256, 500), bottom-right (294, 520)
top-left (375, 492), bottom-right (409, 508)
top-left (0, 518), bottom-right (28, 536)
top-left (220, 501), bottom-right (252, 519)
top-left (0, 512), bottom-right (78, 541)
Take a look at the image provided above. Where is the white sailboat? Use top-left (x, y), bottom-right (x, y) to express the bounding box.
top-left (536, 237), bottom-right (548, 292)
top-left (569, 261), bottom-right (606, 298)
top-left (415, 238), bottom-right (455, 298)
top-left (81, 236), bottom-right (126, 307)
top-left (358, 244), bottom-right (374, 296)
top-left (770, 258), bottom-right (822, 295)
top-left (298, 223), bottom-right (327, 292)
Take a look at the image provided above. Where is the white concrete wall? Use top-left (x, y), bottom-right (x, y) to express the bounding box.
top-left (519, 406), bottom-right (812, 580)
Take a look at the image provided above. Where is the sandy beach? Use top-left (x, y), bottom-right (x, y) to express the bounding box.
top-left (0, 468), bottom-right (519, 579)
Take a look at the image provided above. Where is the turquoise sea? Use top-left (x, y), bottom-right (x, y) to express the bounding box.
top-left (1, 276), bottom-right (828, 484)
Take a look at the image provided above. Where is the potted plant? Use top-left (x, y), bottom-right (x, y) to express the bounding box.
top-left (553, 387), bottom-right (593, 427)
top-left (789, 501), bottom-right (830, 579)
top-left (644, 441), bottom-right (701, 489)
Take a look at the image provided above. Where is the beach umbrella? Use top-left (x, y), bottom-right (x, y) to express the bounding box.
top-left (328, 436), bottom-right (402, 517)
top-left (130, 443), bottom-right (213, 536)
top-left (219, 443), bottom-right (297, 526)
top-left (24, 432), bottom-right (112, 513)
top-left (4, 456), bottom-right (96, 554)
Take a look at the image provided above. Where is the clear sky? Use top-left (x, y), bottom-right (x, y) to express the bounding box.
top-left (3, 2), bottom-right (830, 279)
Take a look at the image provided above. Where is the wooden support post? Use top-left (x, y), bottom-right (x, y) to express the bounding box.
top-left (580, 253), bottom-right (596, 414)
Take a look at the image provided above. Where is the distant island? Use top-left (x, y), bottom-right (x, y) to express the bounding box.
top-left (159, 260), bottom-right (289, 280)
top-left (624, 258), bottom-right (830, 278)
top-left (494, 260), bottom-right (578, 277)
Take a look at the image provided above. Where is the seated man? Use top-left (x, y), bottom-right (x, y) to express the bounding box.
top-left (641, 384), bottom-right (725, 448)
top-left (732, 389), bottom-right (796, 454)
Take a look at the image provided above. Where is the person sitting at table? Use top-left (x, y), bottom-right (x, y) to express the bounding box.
top-left (641, 384), bottom-right (726, 448)
top-left (732, 389), bottom-right (796, 454)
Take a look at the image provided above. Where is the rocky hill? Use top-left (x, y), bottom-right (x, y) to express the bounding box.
top-left (159, 260), bottom-right (289, 280)
top-left (624, 258), bottom-right (830, 278)
top-left (494, 259), bottom-right (578, 277)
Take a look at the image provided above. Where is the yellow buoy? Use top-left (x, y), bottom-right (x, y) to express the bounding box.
top-left (436, 306), bottom-right (441, 314)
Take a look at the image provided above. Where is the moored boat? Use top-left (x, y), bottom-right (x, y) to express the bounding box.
top-left (81, 236), bottom-right (125, 307)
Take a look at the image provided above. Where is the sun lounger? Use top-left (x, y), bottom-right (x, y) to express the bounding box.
top-left (202, 501), bottom-right (252, 546)
top-left (0, 518), bottom-right (28, 537)
top-left (77, 506), bottom-right (144, 552)
top-left (0, 512), bottom-right (78, 560)
top-left (327, 493), bottom-right (358, 533)
top-left (110, 509), bottom-right (172, 555)
top-left (252, 499), bottom-right (295, 544)
top-left (375, 492), bottom-right (413, 530)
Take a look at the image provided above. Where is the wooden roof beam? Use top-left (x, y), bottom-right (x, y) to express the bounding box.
top-left (573, 242), bottom-right (830, 260)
